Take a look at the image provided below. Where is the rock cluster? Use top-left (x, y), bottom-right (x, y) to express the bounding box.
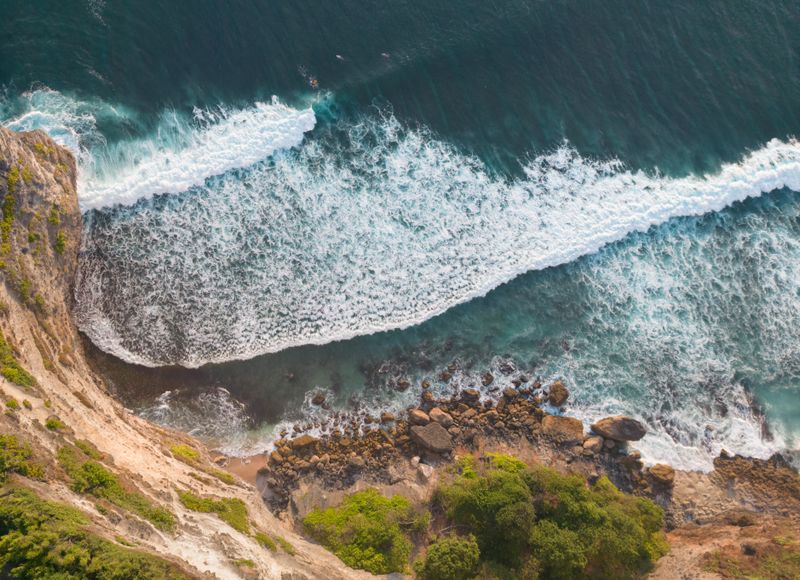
top-left (257, 377), bottom-right (658, 512)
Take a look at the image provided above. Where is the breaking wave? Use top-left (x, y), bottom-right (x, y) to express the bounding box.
top-left (71, 105), bottom-right (800, 366)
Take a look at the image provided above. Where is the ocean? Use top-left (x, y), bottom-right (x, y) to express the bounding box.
top-left (2, 0), bottom-right (799, 470)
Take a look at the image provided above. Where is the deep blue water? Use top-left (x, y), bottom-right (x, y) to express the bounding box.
top-left (2, 0), bottom-right (799, 468)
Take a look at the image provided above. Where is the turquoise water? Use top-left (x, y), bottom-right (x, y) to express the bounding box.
top-left (2, 0), bottom-right (800, 468)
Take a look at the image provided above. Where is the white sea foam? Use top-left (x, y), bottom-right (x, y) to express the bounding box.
top-left (78, 98), bottom-right (316, 208)
top-left (74, 110), bottom-right (800, 368)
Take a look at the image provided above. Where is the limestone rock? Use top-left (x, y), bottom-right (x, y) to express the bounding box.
top-left (590, 416), bottom-right (647, 441)
top-left (410, 422), bottom-right (453, 454)
top-left (542, 415), bottom-right (584, 444)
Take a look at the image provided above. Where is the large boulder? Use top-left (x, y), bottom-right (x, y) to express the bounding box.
top-left (541, 415), bottom-right (584, 444)
top-left (290, 434), bottom-right (319, 451)
top-left (410, 422), bottom-right (453, 454)
top-left (548, 381), bottom-right (569, 407)
top-left (649, 464), bottom-right (675, 486)
top-left (590, 416), bottom-right (647, 441)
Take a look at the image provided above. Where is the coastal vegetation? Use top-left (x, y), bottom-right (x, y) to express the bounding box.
top-left (0, 435), bottom-right (44, 482)
top-left (177, 490), bottom-right (249, 534)
top-left (0, 487), bottom-right (190, 579)
top-left (169, 442), bottom-right (236, 484)
top-left (303, 488), bottom-right (429, 574)
top-left (305, 454), bottom-right (667, 578)
top-left (0, 331), bottom-right (36, 389)
top-left (57, 445), bottom-right (176, 531)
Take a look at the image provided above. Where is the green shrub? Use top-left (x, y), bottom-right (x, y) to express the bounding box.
top-left (170, 443), bottom-right (235, 484)
top-left (0, 487), bottom-right (190, 579)
top-left (45, 417), bottom-right (65, 431)
top-left (5, 399), bottom-right (18, 411)
top-left (414, 535), bottom-right (481, 580)
top-left (0, 435), bottom-right (45, 482)
top-left (178, 491), bottom-right (249, 534)
top-left (303, 488), bottom-right (428, 575)
top-left (254, 531), bottom-right (276, 552)
top-left (276, 535), bottom-right (296, 556)
top-left (435, 455), bottom-right (668, 578)
top-left (170, 444), bottom-right (200, 462)
top-left (0, 332), bottom-right (36, 389)
top-left (54, 230), bottom-right (66, 254)
top-left (47, 205), bottom-right (60, 225)
top-left (57, 446), bottom-right (176, 531)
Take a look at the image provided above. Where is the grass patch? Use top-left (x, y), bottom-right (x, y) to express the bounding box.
top-left (434, 453), bottom-right (669, 578)
top-left (47, 205), bottom-right (60, 225)
top-left (0, 332), bottom-right (36, 389)
top-left (178, 491), bottom-right (249, 534)
top-left (303, 488), bottom-right (429, 575)
top-left (54, 230), bottom-right (66, 254)
top-left (45, 417), bottom-right (66, 431)
top-left (703, 536), bottom-right (800, 580)
top-left (254, 531), bottom-right (277, 552)
top-left (233, 558), bottom-right (256, 567)
top-left (170, 443), bottom-right (236, 485)
top-left (276, 535), bottom-right (296, 556)
top-left (75, 439), bottom-right (103, 460)
top-left (0, 487), bottom-right (190, 579)
top-left (0, 435), bottom-right (45, 482)
top-left (57, 445), bottom-right (176, 531)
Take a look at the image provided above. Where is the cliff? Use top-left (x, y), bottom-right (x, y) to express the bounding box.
top-left (0, 127), bottom-right (366, 579)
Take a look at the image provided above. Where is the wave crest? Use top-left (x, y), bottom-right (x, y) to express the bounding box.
top-left (73, 109), bottom-right (800, 366)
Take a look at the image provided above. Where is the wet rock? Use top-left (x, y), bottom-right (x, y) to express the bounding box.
top-left (548, 381), bottom-right (569, 407)
top-left (648, 463), bottom-right (675, 486)
top-left (380, 411), bottom-right (396, 424)
top-left (590, 416), bottom-right (647, 441)
top-left (541, 415), bottom-right (584, 444)
top-left (270, 450), bottom-right (284, 464)
top-left (410, 422), bottom-right (453, 454)
top-left (604, 439), bottom-right (616, 450)
top-left (583, 436), bottom-right (604, 454)
top-left (482, 372), bottom-right (494, 386)
top-left (396, 378), bottom-right (411, 392)
top-left (422, 379), bottom-right (431, 389)
top-left (311, 393), bottom-right (326, 406)
top-left (461, 389), bottom-right (481, 404)
top-left (421, 391), bottom-right (435, 404)
top-left (461, 408), bottom-right (477, 420)
top-left (429, 407), bottom-right (454, 427)
top-left (291, 434), bottom-right (320, 450)
top-left (439, 371), bottom-right (452, 382)
top-left (502, 387), bottom-right (518, 400)
top-left (409, 409), bottom-right (431, 425)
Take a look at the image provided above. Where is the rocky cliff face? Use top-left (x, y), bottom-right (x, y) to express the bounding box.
top-left (0, 128), bottom-right (365, 579)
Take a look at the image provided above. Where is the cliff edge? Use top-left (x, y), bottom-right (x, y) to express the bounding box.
top-left (0, 127), bottom-right (366, 579)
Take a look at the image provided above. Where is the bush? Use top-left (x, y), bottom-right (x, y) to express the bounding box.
top-left (0, 333), bottom-right (36, 389)
top-left (45, 417), bottom-right (65, 431)
top-left (0, 487), bottom-right (190, 579)
top-left (0, 435), bottom-right (44, 482)
top-left (57, 446), bottom-right (175, 531)
top-left (178, 491), bottom-right (249, 534)
top-left (303, 488), bottom-right (429, 575)
top-left (254, 531), bottom-right (276, 552)
top-left (435, 455), bottom-right (668, 578)
top-left (414, 535), bottom-right (481, 580)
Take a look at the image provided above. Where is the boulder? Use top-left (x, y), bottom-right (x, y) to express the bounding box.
top-left (482, 372), bottom-right (494, 386)
top-left (380, 411), bottom-right (396, 424)
top-left (410, 422), bottom-right (453, 454)
top-left (582, 436), bottom-right (604, 454)
top-left (590, 416), bottom-right (647, 441)
top-left (290, 434), bottom-right (319, 450)
top-left (548, 381), bottom-right (570, 407)
top-left (429, 407), bottom-right (454, 427)
top-left (311, 393), bottom-right (326, 406)
top-left (502, 387), bottom-right (518, 400)
top-left (409, 409), bottom-right (431, 425)
top-left (461, 389), bottom-right (481, 403)
top-left (542, 415), bottom-right (584, 444)
top-left (649, 463), bottom-right (675, 486)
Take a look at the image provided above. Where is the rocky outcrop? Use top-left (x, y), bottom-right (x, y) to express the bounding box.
top-left (0, 128), bottom-right (363, 580)
top-left (541, 415), bottom-right (584, 443)
top-left (591, 415), bottom-right (647, 441)
top-left (410, 422), bottom-right (453, 454)
top-left (547, 380), bottom-right (569, 407)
